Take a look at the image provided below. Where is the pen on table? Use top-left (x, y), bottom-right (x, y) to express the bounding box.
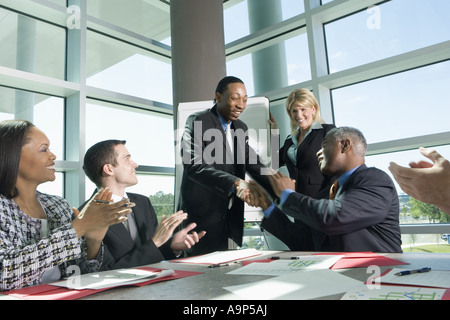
top-left (270, 256), bottom-right (300, 260)
top-left (93, 199), bottom-right (132, 207)
top-left (395, 267), bottom-right (431, 276)
top-left (208, 263), bottom-right (230, 268)
top-left (93, 199), bottom-right (111, 204)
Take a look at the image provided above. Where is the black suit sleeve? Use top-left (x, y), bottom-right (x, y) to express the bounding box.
top-left (281, 167), bottom-right (398, 236)
top-left (81, 193), bottom-right (176, 271)
top-left (261, 207), bottom-right (314, 251)
top-left (100, 239), bottom-right (165, 270)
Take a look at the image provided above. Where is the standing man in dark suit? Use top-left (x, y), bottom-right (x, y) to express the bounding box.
top-left (81, 140), bottom-right (205, 270)
top-left (178, 76), bottom-right (273, 256)
top-left (242, 127), bottom-right (402, 253)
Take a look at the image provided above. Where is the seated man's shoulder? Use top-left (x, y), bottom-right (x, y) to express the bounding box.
top-left (354, 166), bottom-right (395, 186)
top-left (127, 192), bottom-right (149, 202)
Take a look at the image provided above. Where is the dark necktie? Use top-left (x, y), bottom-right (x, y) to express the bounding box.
top-left (122, 197), bottom-right (139, 244)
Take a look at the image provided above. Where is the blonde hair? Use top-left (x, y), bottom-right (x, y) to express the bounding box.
top-left (286, 88), bottom-right (324, 134)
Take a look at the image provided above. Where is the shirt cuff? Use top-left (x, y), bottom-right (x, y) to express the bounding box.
top-left (280, 189), bottom-right (295, 205)
top-left (262, 203), bottom-right (276, 218)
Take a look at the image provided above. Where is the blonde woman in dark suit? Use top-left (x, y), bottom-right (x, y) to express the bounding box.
top-left (270, 88), bottom-right (335, 199)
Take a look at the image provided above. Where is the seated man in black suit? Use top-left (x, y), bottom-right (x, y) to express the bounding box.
top-left (81, 140), bottom-right (206, 270)
top-left (241, 127), bottom-right (402, 253)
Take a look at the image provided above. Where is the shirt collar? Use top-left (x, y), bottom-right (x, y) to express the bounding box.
top-left (291, 122), bottom-right (324, 145)
top-left (311, 121), bottom-right (323, 130)
top-left (217, 110), bottom-right (230, 132)
top-left (338, 165), bottom-right (361, 187)
top-left (111, 193), bottom-right (127, 203)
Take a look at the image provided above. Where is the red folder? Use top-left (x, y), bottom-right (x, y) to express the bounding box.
top-left (313, 252), bottom-right (409, 269)
top-left (4, 267), bottom-right (201, 300)
top-left (241, 252), bottom-right (409, 269)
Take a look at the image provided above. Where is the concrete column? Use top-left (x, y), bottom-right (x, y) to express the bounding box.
top-left (170, 0), bottom-right (226, 126)
top-left (248, 0), bottom-right (288, 95)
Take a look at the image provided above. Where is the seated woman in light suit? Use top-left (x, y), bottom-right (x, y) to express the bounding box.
top-left (0, 120), bottom-right (131, 291)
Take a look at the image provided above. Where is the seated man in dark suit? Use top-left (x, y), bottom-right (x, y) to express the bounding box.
top-left (241, 127), bottom-right (402, 253)
top-left (80, 140), bottom-right (206, 270)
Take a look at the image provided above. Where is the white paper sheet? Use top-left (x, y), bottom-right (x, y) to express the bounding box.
top-left (341, 284), bottom-right (446, 300)
top-left (51, 268), bottom-right (174, 290)
top-left (224, 269), bottom-right (362, 300)
top-left (173, 249), bottom-right (264, 264)
top-left (379, 268), bottom-right (450, 288)
top-left (227, 255), bottom-right (343, 275)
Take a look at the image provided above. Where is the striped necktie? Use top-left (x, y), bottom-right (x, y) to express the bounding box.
top-left (329, 180), bottom-right (339, 200)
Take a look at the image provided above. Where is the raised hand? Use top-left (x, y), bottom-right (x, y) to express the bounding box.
top-left (170, 222), bottom-right (206, 251)
top-left (152, 210), bottom-right (188, 248)
top-left (389, 148), bottom-right (450, 214)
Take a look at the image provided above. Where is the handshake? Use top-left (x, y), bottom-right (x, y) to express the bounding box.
top-left (234, 171), bottom-right (296, 210)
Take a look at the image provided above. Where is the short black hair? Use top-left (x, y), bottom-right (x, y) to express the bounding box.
top-left (326, 127), bottom-right (368, 157)
top-left (215, 76), bottom-right (244, 97)
top-left (83, 139), bottom-right (126, 187)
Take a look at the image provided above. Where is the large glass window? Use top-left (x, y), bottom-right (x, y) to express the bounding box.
top-left (281, 0), bottom-right (305, 19)
top-left (0, 86), bottom-right (64, 159)
top-left (227, 32), bottom-right (311, 96)
top-left (0, 85), bottom-right (65, 197)
top-left (285, 33), bottom-right (311, 85)
top-left (46, 0), bottom-right (66, 6)
top-left (0, 7), bottom-right (66, 80)
top-left (85, 100), bottom-right (175, 168)
top-left (402, 233), bottom-right (450, 253)
top-left (366, 145), bottom-right (450, 200)
top-left (127, 174), bottom-right (175, 219)
top-left (325, 0), bottom-right (450, 73)
top-left (227, 55), bottom-right (255, 96)
top-left (331, 61), bottom-right (450, 144)
top-left (224, 0), bottom-right (305, 44)
top-left (87, 0), bottom-right (170, 41)
top-left (86, 31), bottom-right (172, 104)
top-left (225, 1), bottom-right (309, 96)
top-left (367, 145), bottom-right (450, 252)
top-left (224, 0), bottom-right (250, 44)
top-left (85, 174), bottom-right (174, 218)
top-left (37, 173), bottom-right (64, 197)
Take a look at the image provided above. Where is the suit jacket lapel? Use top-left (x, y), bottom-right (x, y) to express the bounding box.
top-left (296, 129), bottom-right (317, 163)
top-left (88, 188), bottom-right (135, 247)
top-left (105, 193), bottom-right (142, 248)
top-left (336, 164), bottom-right (368, 198)
top-left (108, 222), bottom-right (135, 248)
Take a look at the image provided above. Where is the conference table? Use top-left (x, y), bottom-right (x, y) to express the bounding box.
top-left (79, 250), bottom-right (450, 301)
